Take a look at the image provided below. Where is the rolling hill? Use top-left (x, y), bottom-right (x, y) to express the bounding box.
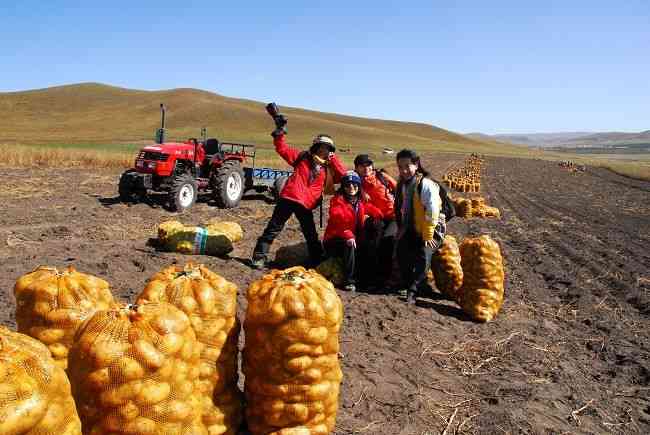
top-left (469, 131), bottom-right (650, 148)
top-left (0, 83), bottom-right (521, 155)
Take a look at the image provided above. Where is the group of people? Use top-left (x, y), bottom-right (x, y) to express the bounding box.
top-left (250, 121), bottom-right (446, 305)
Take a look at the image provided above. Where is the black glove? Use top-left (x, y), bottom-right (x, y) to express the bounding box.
top-left (273, 114), bottom-right (287, 129)
top-left (271, 127), bottom-right (286, 138)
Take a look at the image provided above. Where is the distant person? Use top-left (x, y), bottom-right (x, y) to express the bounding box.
top-left (323, 171), bottom-right (383, 292)
top-left (250, 109), bottom-right (346, 269)
top-left (394, 149), bottom-right (446, 304)
top-left (354, 154), bottom-right (398, 288)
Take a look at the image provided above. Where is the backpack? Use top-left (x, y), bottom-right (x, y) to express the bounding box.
top-left (417, 177), bottom-right (456, 222)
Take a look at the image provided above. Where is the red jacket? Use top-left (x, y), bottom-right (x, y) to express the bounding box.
top-left (324, 194), bottom-right (383, 242)
top-left (275, 134), bottom-right (347, 210)
top-left (362, 171), bottom-right (397, 220)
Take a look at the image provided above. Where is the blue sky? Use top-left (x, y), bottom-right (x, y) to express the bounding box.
top-left (2, 0), bottom-right (648, 134)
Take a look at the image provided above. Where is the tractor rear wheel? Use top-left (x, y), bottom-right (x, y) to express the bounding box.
top-left (169, 173), bottom-right (198, 212)
top-left (213, 161), bottom-right (245, 208)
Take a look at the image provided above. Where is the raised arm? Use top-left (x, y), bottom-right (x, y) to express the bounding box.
top-left (273, 133), bottom-right (301, 166)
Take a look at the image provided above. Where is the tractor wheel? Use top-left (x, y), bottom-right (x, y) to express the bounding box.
top-left (213, 161), bottom-right (245, 208)
top-left (119, 169), bottom-right (143, 202)
top-left (169, 173), bottom-right (198, 212)
top-left (272, 175), bottom-right (289, 202)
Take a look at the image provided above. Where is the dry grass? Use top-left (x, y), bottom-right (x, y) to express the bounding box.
top-left (0, 144), bottom-right (132, 168)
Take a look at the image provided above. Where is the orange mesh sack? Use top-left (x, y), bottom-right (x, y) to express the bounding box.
top-left (67, 302), bottom-right (207, 435)
top-left (0, 326), bottom-right (82, 435)
top-left (430, 235), bottom-right (464, 301)
top-left (458, 236), bottom-right (505, 322)
top-left (244, 267), bottom-right (343, 435)
top-left (14, 266), bottom-right (116, 369)
top-left (137, 263), bottom-right (241, 435)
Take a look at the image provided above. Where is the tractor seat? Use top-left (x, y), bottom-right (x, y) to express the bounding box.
top-left (204, 138), bottom-right (221, 156)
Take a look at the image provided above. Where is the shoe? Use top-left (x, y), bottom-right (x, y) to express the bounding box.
top-left (396, 288), bottom-right (408, 298)
top-left (249, 257), bottom-right (266, 270)
top-left (406, 291), bottom-right (417, 305)
top-left (344, 283), bottom-right (356, 293)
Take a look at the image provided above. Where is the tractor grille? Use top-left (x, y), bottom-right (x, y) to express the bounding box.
top-left (139, 151), bottom-right (169, 161)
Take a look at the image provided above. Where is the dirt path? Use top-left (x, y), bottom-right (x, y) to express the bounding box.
top-left (0, 156), bottom-right (648, 434)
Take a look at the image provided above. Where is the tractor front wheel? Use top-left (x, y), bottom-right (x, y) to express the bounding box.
top-left (213, 161), bottom-right (245, 208)
top-left (119, 169), bottom-right (145, 202)
top-left (169, 173), bottom-right (198, 212)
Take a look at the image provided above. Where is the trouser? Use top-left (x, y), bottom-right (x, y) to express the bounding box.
top-left (361, 218), bottom-right (397, 284)
top-left (396, 229), bottom-right (436, 292)
top-left (323, 238), bottom-right (356, 286)
top-left (253, 198), bottom-right (324, 264)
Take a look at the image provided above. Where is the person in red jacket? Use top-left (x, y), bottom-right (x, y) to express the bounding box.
top-left (354, 154), bottom-right (398, 287)
top-left (250, 114), bottom-right (347, 269)
top-left (323, 171), bottom-right (383, 292)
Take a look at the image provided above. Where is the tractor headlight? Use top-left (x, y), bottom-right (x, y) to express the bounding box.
top-left (147, 162), bottom-right (157, 169)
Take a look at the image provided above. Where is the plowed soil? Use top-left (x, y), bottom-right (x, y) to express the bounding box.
top-left (1, 155), bottom-right (649, 434)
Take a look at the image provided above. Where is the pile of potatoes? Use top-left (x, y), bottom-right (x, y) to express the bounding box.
top-left (9, 262), bottom-right (346, 434)
top-left (451, 196), bottom-right (501, 219)
top-left (14, 266), bottom-right (117, 369)
top-left (429, 234), bottom-right (505, 322)
top-left (442, 155), bottom-right (483, 193)
top-left (0, 326), bottom-right (82, 435)
top-left (137, 264), bottom-right (241, 435)
top-left (244, 267), bottom-right (344, 435)
top-left (67, 302), bottom-right (206, 434)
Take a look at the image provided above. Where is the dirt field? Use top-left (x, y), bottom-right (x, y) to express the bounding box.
top-left (1, 155), bottom-right (649, 434)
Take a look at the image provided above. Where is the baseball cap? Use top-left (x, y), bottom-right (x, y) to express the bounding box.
top-left (354, 154), bottom-right (373, 167)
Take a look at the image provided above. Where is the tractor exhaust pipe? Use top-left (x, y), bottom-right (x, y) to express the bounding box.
top-left (156, 103), bottom-right (167, 144)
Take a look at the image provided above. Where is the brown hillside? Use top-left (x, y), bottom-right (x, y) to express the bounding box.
top-left (0, 83), bottom-right (521, 154)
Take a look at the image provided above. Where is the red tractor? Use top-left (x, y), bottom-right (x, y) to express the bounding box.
top-left (119, 104), bottom-right (291, 212)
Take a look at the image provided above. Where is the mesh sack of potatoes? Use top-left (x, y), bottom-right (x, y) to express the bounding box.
top-left (137, 263), bottom-right (242, 435)
top-left (14, 266), bottom-right (117, 369)
top-left (244, 266), bottom-right (344, 435)
top-left (458, 235), bottom-right (505, 322)
top-left (157, 221), bottom-right (236, 257)
top-left (452, 198), bottom-right (473, 219)
top-left (315, 257), bottom-right (345, 287)
top-left (203, 220), bottom-right (244, 244)
top-left (0, 326), bottom-right (82, 435)
top-left (430, 235), bottom-right (464, 301)
top-left (67, 302), bottom-right (207, 435)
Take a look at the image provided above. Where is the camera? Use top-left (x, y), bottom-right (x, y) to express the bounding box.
top-left (266, 102), bottom-right (287, 129)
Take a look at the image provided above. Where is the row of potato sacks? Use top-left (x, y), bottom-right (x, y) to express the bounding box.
top-left (428, 235), bottom-right (505, 322)
top-left (11, 262), bottom-right (344, 434)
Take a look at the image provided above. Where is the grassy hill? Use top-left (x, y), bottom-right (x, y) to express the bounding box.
top-left (0, 83), bottom-right (523, 156)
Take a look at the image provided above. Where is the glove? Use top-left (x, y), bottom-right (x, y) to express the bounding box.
top-left (271, 127), bottom-right (286, 138)
top-left (273, 114), bottom-right (288, 129)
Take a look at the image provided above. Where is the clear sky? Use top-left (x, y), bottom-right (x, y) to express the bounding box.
top-left (2, 0), bottom-right (648, 134)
